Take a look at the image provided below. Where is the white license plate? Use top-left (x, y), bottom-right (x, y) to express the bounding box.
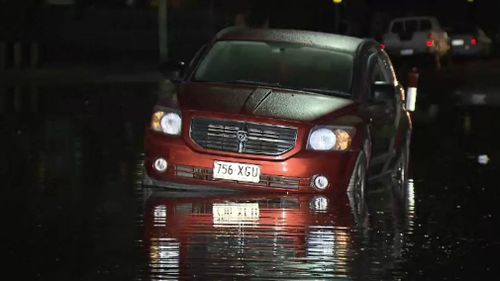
top-left (471, 94), bottom-right (487, 105)
top-left (400, 49), bottom-right (414, 55)
top-left (213, 161), bottom-right (260, 183)
top-left (452, 39), bottom-right (464, 46)
top-left (213, 203), bottom-right (259, 225)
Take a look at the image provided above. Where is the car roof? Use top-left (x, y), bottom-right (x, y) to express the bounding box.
top-left (214, 27), bottom-right (371, 55)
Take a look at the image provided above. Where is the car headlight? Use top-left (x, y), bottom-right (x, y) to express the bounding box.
top-left (151, 110), bottom-right (182, 136)
top-left (307, 127), bottom-right (353, 151)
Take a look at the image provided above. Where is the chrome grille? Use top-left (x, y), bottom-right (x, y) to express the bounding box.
top-left (175, 165), bottom-right (302, 190)
top-left (190, 118), bottom-right (297, 156)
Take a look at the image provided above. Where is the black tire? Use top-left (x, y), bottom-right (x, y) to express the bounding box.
top-left (348, 151), bottom-right (368, 223)
top-left (391, 138), bottom-right (410, 194)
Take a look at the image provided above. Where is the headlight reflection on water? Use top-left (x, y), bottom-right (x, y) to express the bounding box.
top-left (301, 226), bottom-right (350, 278)
top-left (153, 205), bottom-right (167, 227)
top-left (149, 237), bottom-right (180, 280)
top-left (407, 179), bottom-right (416, 231)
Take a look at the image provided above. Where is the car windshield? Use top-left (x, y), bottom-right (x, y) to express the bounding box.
top-left (193, 40), bottom-right (354, 96)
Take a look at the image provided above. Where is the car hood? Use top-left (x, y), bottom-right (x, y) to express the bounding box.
top-left (176, 83), bottom-right (355, 122)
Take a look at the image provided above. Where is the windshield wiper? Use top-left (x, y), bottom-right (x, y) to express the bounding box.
top-left (299, 87), bottom-right (351, 98)
top-left (221, 79), bottom-right (282, 88)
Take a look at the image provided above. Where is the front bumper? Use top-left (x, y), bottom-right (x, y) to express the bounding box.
top-left (144, 130), bottom-right (360, 193)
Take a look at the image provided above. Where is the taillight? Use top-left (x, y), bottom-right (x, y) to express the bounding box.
top-left (380, 43), bottom-right (385, 49)
top-left (426, 40), bottom-right (434, 48)
top-left (471, 38), bottom-right (477, 46)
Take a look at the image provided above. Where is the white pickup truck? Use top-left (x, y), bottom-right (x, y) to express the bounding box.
top-left (382, 16), bottom-right (450, 64)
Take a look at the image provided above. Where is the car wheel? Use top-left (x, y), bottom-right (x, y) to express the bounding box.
top-left (348, 151), bottom-right (368, 223)
top-left (391, 139), bottom-right (409, 193)
top-left (139, 160), bottom-right (154, 204)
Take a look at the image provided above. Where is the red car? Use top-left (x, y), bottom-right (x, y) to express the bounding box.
top-left (143, 27), bottom-right (414, 196)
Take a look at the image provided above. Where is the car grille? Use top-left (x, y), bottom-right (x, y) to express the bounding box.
top-left (190, 118), bottom-right (298, 156)
top-left (175, 165), bottom-right (303, 190)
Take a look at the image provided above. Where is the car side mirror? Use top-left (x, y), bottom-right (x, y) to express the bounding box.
top-left (159, 60), bottom-right (186, 83)
top-left (371, 81), bottom-right (396, 101)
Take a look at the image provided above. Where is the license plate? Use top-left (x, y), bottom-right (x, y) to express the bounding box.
top-left (452, 39), bottom-right (464, 46)
top-left (213, 161), bottom-right (260, 183)
top-left (213, 203), bottom-right (259, 225)
top-left (471, 94), bottom-right (487, 105)
top-left (400, 49), bottom-right (414, 55)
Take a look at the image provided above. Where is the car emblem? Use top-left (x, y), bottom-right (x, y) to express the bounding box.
top-left (237, 130), bottom-right (248, 142)
top-left (237, 130), bottom-right (248, 153)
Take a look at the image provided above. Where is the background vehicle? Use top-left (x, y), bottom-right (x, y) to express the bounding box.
top-left (382, 16), bottom-right (450, 67)
top-left (449, 24), bottom-right (492, 57)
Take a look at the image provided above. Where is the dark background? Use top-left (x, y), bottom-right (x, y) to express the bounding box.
top-left (1, 1), bottom-right (500, 280)
top-left (1, 0), bottom-right (499, 66)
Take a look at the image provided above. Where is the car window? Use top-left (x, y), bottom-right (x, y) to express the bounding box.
top-left (186, 44), bottom-right (208, 76)
top-left (391, 21), bottom-right (404, 33)
top-left (420, 20), bottom-right (432, 31)
top-left (406, 20), bottom-right (418, 33)
top-left (379, 52), bottom-right (396, 84)
top-left (194, 40), bottom-right (354, 95)
top-left (367, 53), bottom-right (390, 99)
top-left (369, 68), bottom-right (383, 100)
top-left (372, 60), bottom-right (390, 83)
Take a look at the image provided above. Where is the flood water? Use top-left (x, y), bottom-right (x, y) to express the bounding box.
top-left (2, 61), bottom-right (499, 280)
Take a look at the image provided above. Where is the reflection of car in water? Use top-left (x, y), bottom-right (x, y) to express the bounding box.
top-left (141, 186), bottom-right (415, 280)
top-left (142, 192), bottom-right (356, 280)
top-left (449, 25), bottom-right (492, 58)
top-left (143, 27), bottom-right (414, 196)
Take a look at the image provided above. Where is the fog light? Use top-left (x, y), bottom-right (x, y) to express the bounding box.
top-left (312, 175), bottom-right (329, 190)
top-left (154, 158), bottom-right (168, 172)
top-left (310, 195), bottom-right (329, 212)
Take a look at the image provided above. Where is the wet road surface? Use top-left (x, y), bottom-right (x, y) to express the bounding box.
top-left (1, 60), bottom-right (499, 280)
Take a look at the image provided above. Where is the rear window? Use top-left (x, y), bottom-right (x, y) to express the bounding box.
top-left (391, 18), bottom-right (435, 33)
top-left (406, 20), bottom-right (418, 33)
top-left (420, 20), bottom-right (432, 31)
top-left (194, 40), bottom-right (354, 95)
top-left (391, 21), bottom-right (404, 33)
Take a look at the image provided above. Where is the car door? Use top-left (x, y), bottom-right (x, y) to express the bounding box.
top-left (364, 52), bottom-right (398, 174)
